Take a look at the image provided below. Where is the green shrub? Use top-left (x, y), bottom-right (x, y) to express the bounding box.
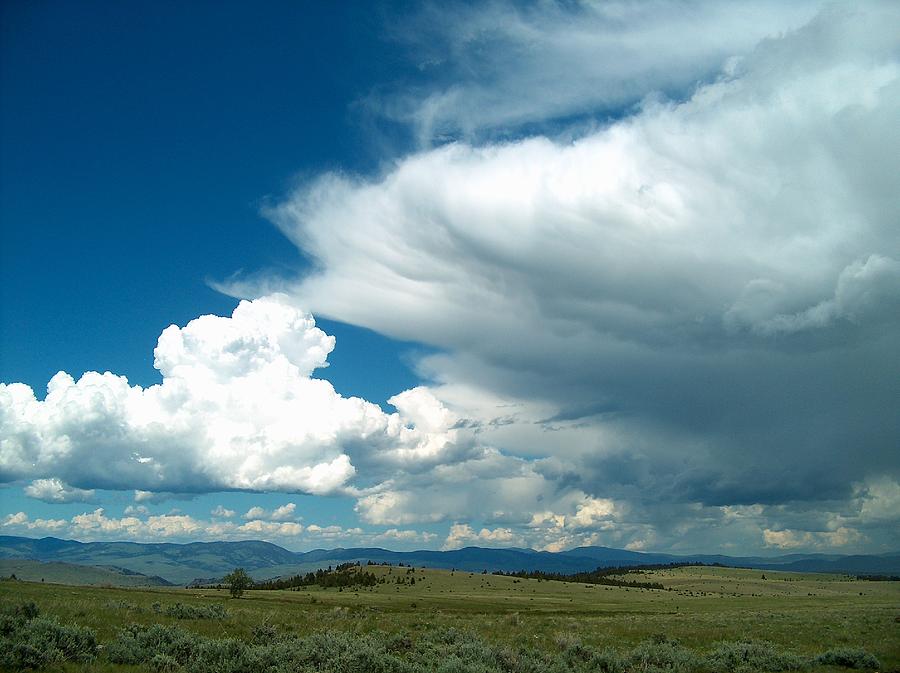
top-left (435, 654), bottom-right (495, 673)
top-left (706, 640), bottom-right (807, 672)
top-left (149, 652), bottom-right (182, 673)
top-left (815, 647), bottom-right (880, 670)
top-left (0, 609), bottom-right (97, 670)
top-left (164, 602), bottom-right (228, 620)
top-left (0, 601), bottom-right (40, 621)
top-left (384, 630), bottom-right (413, 653)
top-left (251, 622), bottom-right (278, 645)
top-left (589, 648), bottom-right (627, 673)
top-left (107, 623), bottom-right (201, 666)
top-left (185, 637), bottom-right (256, 673)
top-left (627, 636), bottom-right (704, 673)
top-left (287, 630), bottom-right (411, 673)
top-left (27, 617), bottom-right (98, 661)
top-left (555, 633), bottom-right (593, 665)
top-left (0, 641), bottom-right (49, 670)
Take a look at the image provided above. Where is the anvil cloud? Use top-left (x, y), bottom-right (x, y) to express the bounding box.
top-left (260, 4), bottom-right (900, 548)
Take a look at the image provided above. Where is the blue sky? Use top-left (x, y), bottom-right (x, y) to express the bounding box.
top-left (1, 0), bottom-right (419, 397)
top-left (1, 0), bottom-right (429, 545)
top-left (2, 1), bottom-right (898, 555)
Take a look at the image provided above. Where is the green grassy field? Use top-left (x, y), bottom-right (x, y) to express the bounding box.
top-left (2, 565), bottom-right (898, 671)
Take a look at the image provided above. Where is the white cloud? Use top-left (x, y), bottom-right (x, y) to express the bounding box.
top-left (269, 503), bottom-right (297, 521)
top-left (237, 519), bottom-right (303, 537)
top-left (374, 528), bottom-right (437, 544)
top-left (376, 0), bottom-right (823, 144)
top-left (243, 506), bottom-right (267, 520)
top-left (763, 526), bottom-right (865, 550)
top-left (243, 503), bottom-right (297, 521)
top-left (304, 524), bottom-right (344, 535)
top-left (211, 505), bottom-right (236, 518)
top-left (3, 512), bottom-right (27, 526)
top-left (24, 478), bottom-right (95, 503)
top-left (134, 491), bottom-right (185, 504)
top-left (571, 497), bottom-right (618, 529)
top-left (254, 3), bottom-right (900, 546)
top-left (725, 254), bottom-right (900, 335)
top-left (0, 507), bottom-right (329, 545)
top-left (64, 508), bottom-right (215, 540)
top-left (71, 509), bottom-right (147, 537)
top-left (0, 295), bottom-right (466, 497)
top-left (856, 478), bottom-right (900, 523)
top-left (2, 512), bottom-right (67, 532)
top-left (353, 449), bottom-right (561, 526)
top-left (442, 523), bottom-right (520, 550)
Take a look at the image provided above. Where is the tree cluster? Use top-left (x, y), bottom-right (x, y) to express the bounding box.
top-left (253, 564), bottom-right (380, 590)
top-left (489, 563), bottom-right (711, 589)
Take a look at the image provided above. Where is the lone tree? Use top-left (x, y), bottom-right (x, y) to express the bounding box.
top-left (223, 568), bottom-right (252, 598)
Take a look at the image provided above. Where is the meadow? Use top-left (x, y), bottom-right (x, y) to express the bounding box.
top-left (1, 564), bottom-right (897, 671)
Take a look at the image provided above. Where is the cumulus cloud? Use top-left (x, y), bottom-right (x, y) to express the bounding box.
top-left (211, 505), bottom-right (236, 518)
top-left (237, 519), bottom-right (303, 537)
top-left (24, 478), bottom-right (95, 503)
top-left (763, 526), bottom-right (865, 550)
top-left (2, 512), bottom-right (27, 526)
top-left (255, 3), bottom-right (900, 547)
top-left (243, 506), bottom-right (267, 520)
top-left (442, 523), bottom-right (521, 550)
top-left (2, 511), bottom-right (67, 532)
top-left (243, 503), bottom-right (297, 521)
top-left (69, 508), bottom-right (205, 539)
top-left (304, 524), bottom-right (349, 538)
top-left (374, 528), bottom-right (438, 544)
top-left (0, 294), bottom-right (467, 497)
top-left (0, 507), bottom-right (402, 547)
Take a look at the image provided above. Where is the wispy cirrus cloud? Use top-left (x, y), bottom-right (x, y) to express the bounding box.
top-left (371, 0), bottom-right (824, 144)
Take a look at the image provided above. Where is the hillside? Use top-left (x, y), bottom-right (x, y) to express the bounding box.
top-left (1, 535), bottom-right (897, 585)
top-left (0, 558), bottom-right (172, 586)
top-left (0, 536), bottom-right (296, 585)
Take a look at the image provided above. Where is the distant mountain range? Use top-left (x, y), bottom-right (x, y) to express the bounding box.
top-left (1, 535), bottom-right (897, 586)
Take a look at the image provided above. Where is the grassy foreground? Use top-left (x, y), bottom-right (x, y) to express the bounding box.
top-left (1, 565), bottom-right (898, 671)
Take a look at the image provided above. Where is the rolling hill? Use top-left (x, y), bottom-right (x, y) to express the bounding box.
top-left (1, 535), bottom-right (896, 585)
top-left (0, 558), bottom-right (172, 586)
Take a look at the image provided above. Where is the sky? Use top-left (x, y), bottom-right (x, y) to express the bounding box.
top-left (1, 0), bottom-right (898, 556)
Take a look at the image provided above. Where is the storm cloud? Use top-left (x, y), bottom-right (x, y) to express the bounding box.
top-left (256, 4), bottom-right (900, 549)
